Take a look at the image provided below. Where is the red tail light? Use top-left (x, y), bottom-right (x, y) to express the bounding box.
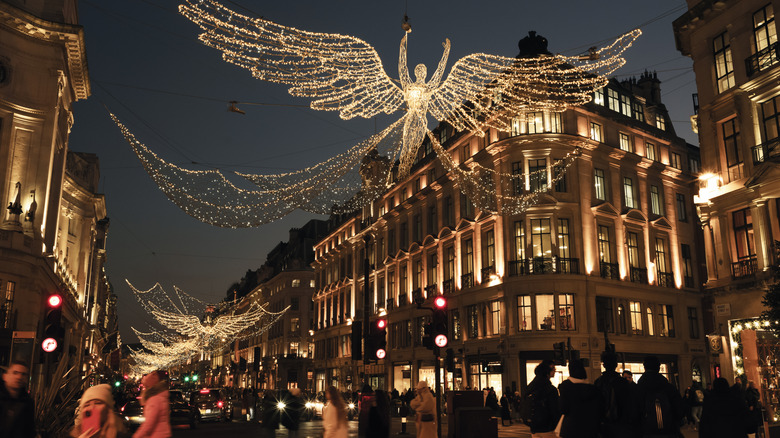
top-left (217, 400), bottom-right (224, 408)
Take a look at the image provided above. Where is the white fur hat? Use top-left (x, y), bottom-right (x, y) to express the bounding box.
top-left (79, 384), bottom-right (114, 411)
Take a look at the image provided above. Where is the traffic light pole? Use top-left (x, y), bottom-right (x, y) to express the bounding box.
top-left (435, 348), bottom-right (442, 438)
top-left (363, 235), bottom-right (371, 370)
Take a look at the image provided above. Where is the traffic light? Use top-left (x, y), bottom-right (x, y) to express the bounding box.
top-left (192, 374), bottom-right (198, 382)
top-left (445, 348), bottom-right (455, 372)
top-left (553, 341), bottom-right (566, 366)
top-left (351, 323), bottom-right (362, 361)
top-left (432, 296), bottom-right (448, 348)
top-left (422, 323), bottom-right (434, 350)
top-left (370, 318), bottom-right (387, 360)
top-left (42, 294), bottom-right (63, 354)
top-left (184, 375), bottom-right (191, 382)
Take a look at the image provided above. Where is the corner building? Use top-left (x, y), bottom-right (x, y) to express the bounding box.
top-left (312, 38), bottom-right (707, 397)
top-left (674, 0), bottom-right (780, 422)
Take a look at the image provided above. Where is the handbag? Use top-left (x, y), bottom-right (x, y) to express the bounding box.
top-left (420, 413), bottom-right (435, 422)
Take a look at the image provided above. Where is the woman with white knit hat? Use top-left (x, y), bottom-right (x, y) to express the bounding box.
top-left (70, 383), bottom-right (129, 438)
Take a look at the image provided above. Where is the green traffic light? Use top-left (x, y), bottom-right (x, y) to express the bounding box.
top-left (193, 375), bottom-right (198, 381)
top-left (184, 376), bottom-right (190, 382)
top-left (114, 381), bottom-right (121, 387)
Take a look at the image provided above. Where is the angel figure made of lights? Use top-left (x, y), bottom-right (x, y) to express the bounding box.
top-left (112, 0), bottom-right (640, 228)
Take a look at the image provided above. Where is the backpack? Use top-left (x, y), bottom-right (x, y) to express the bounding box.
top-left (695, 389), bottom-right (704, 404)
top-left (643, 388), bottom-right (673, 432)
top-left (596, 374), bottom-right (621, 423)
top-left (521, 389), bottom-right (550, 428)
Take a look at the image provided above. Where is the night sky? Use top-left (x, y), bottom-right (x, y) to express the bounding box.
top-left (67, 0), bottom-right (698, 342)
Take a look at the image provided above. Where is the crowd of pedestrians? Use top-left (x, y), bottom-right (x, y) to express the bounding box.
top-left (519, 352), bottom-right (766, 438)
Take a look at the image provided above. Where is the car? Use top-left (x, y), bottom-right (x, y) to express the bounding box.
top-left (120, 392), bottom-right (199, 430)
top-left (303, 395), bottom-right (324, 420)
top-left (189, 388), bottom-right (234, 422)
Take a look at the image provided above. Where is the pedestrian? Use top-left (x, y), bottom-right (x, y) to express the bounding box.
top-left (133, 370), bottom-right (171, 438)
top-left (523, 360), bottom-right (560, 438)
top-left (391, 388), bottom-right (400, 400)
top-left (409, 380), bottom-right (436, 438)
top-left (368, 389), bottom-right (391, 438)
top-left (0, 360), bottom-right (35, 438)
top-left (689, 384), bottom-right (704, 431)
top-left (622, 370), bottom-right (633, 382)
top-left (500, 387), bottom-right (512, 426)
top-left (486, 387), bottom-right (499, 416)
top-left (557, 359), bottom-right (603, 438)
top-left (745, 380), bottom-right (763, 438)
top-left (635, 356), bottom-right (684, 438)
top-left (261, 391), bottom-right (279, 438)
top-left (70, 384), bottom-right (129, 438)
top-left (323, 386), bottom-right (348, 438)
top-left (282, 388), bottom-right (303, 438)
top-left (698, 377), bottom-right (749, 438)
top-left (594, 350), bottom-right (637, 438)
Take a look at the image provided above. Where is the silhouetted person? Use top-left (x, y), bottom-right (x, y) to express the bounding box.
top-left (636, 356), bottom-right (684, 438)
top-left (594, 351), bottom-right (637, 438)
top-left (282, 388), bottom-right (303, 438)
top-left (261, 391), bottom-right (279, 438)
top-left (525, 360), bottom-right (560, 438)
top-left (558, 359), bottom-right (603, 438)
top-left (500, 388), bottom-right (512, 426)
top-left (368, 389), bottom-right (391, 438)
top-left (0, 360), bottom-right (34, 438)
top-left (745, 380), bottom-right (763, 438)
top-left (698, 377), bottom-right (749, 438)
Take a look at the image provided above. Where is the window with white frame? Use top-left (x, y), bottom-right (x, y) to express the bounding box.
top-left (558, 294), bottom-right (575, 330)
top-left (527, 112), bottom-right (544, 134)
top-left (659, 304), bottom-right (675, 337)
top-left (646, 307), bottom-right (655, 336)
top-left (594, 168), bottom-right (607, 201)
top-left (623, 177), bottom-right (636, 209)
top-left (489, 300), bottom-right (503, 335)
top-left (594, 88), bottom-right (605, 105)
top-left (619, 133), bottom-right (633, 152)
top-left (630, 301), bottom-right (643, 335)
top-left (650, 185), bottom-right (663, 215)
top-left (590, 122), bottom-right (602, 142)
top-left (607, 88), bottom-right (620, 112)
top-left (514, 221), bottom-right (526, 260)
top-left (517, 295), bottom-right (532, 332)
top-left (646, 142), bottom-right (656, 161)
top-left (714, 31), bottom-right (735, 93)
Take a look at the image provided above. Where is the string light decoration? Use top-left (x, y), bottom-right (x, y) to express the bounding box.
top-left (179, 0), bottom-right (640, 179)
top-left (112, 1), bottom-right (641, 228)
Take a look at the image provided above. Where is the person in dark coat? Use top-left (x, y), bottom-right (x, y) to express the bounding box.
top-left (635, 356), bottom-right (684, 438)
top-left (558, 359), bottom-right (603, 438)
top-left (745, 380), bottom-right (763, 438)
top-left (524, 359), bottom-right (560, 436)
top-left (261, 391), bottom-right (280, 438)
top-left (486, 387), bottom-right (499, 415)
top-left (368, 390), bottom-right (391, 438)
top-left (594, 351), bottom-right (637, 438)
top-left (500, 388), bottom-right (512, 426)
top-left (0, 361), bottom-right (35, 438)
top-left (281, 388), bottom-right (303, 437)
top-left (698, 377), bottom-right (749, 438)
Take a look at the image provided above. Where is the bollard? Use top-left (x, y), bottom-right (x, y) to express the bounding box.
top-left (400, 416), bottom-right (408, 435)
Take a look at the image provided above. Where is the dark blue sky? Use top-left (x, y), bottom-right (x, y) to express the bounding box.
top-left (68, 0), bottom-right (697, 342)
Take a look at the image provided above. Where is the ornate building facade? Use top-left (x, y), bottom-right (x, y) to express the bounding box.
top-left (311, 38), bottom-right (707, 398)
top-left (674, 0), bottom-right (780, 422)
top-left (0, 0), bottom-right (117, 385)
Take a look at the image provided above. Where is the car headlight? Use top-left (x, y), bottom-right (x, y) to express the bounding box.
top-left (305, 402), bottom-right (313, 408)
top-left (277, 402), bottom-right (286, 410)
top-left (348, 403), bottom-right (355, 409)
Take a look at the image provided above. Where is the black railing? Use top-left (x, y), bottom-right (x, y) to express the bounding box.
top-left (398, 293), bottom-right (408, 307)
top-left (746, 41), bottom-right (780, 76)
top-left (657, 271), bottom-right (674, 288)
top-left (424, 284), bottom-right (437, 297)
top-left (386, 298), bottom-right (395, 311)
top-left (751, 137), bottom-right (780, 163)
top-left (411, 288), bottom-right (423, 304)
top-left (600, 262), bottom-right (619, 280)
top-left (461, 272), bottom-right (474, 289)
top-left (481, 265), bottom-right (495, 280)
top-left (630, 267), bottom-right (648, 284)
top-left (684, 276), bottom-right (695, 288)
top-left (507, 258), bottom-right (580, 276)
top-left (732, 257), bottom-right (758, 279)
top-left (442, 279), bottom-right (455, 294)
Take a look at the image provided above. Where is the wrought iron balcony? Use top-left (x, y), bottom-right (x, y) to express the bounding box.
top-left (556, 258), bottom-right (580, 274)
top-left (398, 293), bottom-right (408, 307)
top-left (481, 265), bottom-right (495, 280)
top-left (751, 137), bottom-right (780, 163)
top-left (442, 279), bottom-right (455, 294)
top-left (732, 257), bottom-right (758, 279)
top-left (424, 284), bottom-right (437, 296)
top-left (386, 298), bottom-right (395, 311)
top-left (656, 271), bottom-right (674, 288)
top-left (461, 272), bottom-right (474, 289)
top-left (746, 41), bottom-right (780, 77)
top-left (629, 267), bottom-right (648, 284)
top-left (507, 258), bottom-right (580, 275)
top-left (600, 262), bottom-right (619, 280)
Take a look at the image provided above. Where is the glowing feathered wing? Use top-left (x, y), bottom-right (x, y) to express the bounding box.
top-left (179, 0), bottom-right (404, 120)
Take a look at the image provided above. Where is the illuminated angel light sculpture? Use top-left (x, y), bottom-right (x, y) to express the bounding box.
top-left (113, 1), bottom-right (640, 228)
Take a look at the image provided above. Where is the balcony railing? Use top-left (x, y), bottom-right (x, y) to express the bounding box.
top-left (600, 262), bottom-right (619, 280)
top-left (656, 271), bottom-right (674, 288)
top-left (398, 293), bottom-right (408, 307)
top-left (386, 298), bottom-right (395, 311)
top-left (411, 288), bottom-right (423, 304)
top-left (751, 137), bottom-right (780, 164)
top-left (461, 272), bottom-right (474, 289)
top-left (424, 284), bottom-right (437, 297)
top-left (442, 279), bottom-right (455, 294)
top-left (746, 41), bottom-right (780, 76)
top-left (732, 257), bottom-right (758, 279)
top-left (684, 276), bottom-right (695, 288)
top-left (507, 258), bottom-right (580, 276)
top-left (629, 267), bottom-right (648, 284)
top-left (481, 265), bottom-right (496, 281)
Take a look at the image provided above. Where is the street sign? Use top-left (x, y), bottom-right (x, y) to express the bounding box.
top-left (41, 338), bottom-right (58, 353)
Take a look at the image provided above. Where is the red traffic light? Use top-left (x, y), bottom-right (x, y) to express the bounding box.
top-left (434, 296), bottom-right (446, 309)
top-left (434, 334), bottom-right (448, 348)
top-left (376, 319), bottom-right (387, 330)
top-left (47, 294), bottom-right (62, 308)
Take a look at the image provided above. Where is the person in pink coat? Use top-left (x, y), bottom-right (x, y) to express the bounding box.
top-left (322, 386), bottom-right (348, 438)
top-left (133, 371), bottom-right (171, 438)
